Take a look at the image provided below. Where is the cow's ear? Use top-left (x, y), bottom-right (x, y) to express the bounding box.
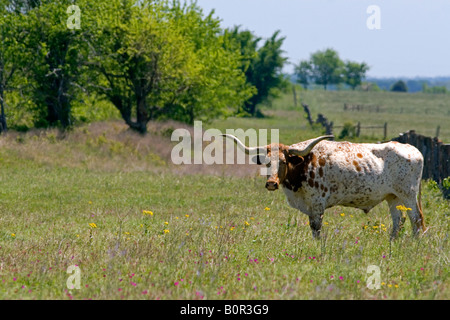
top-left (287, 155), bottom-right (304, 166)
top-left (251, 155), bottom-right (269, 165)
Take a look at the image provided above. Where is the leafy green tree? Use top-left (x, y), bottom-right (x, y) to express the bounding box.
top-left (225, 27), bottom-right (259, 77)
top-left (31, 5), bottom-right (86, 128)
top-left (0, 3), bottom-right (14, 132)
top-left (391, 80), bottom-right (408, 92)
top-left (294, 60), bottom-right (312, 89)
top-left (0, 0), bottom-right (39, 132)
top-left (344, 61), bottom-right (369, 90)
top-left (84, 0), bottom-right (252, 133)
top-left (7, 0), bottom-right (88, 129)
top-left (226, 27), bottom-right (288, 117)
top-left (310, 48), bottom-right (344, 90)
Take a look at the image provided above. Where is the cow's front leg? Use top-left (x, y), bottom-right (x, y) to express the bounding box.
top-left (309, 213), bottom-right (324, 239)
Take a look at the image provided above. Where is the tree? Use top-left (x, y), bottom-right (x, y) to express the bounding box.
top-left (309, 48), bottom-right (344, 90)
top-left (0, 3), bottom-right (15, 133)
top-left (0, 0), bottom-right (38, 133)
top-left (84, 0), bottom-right (252, 133)
top-left (391, 80), bottom-right (408, 92)
top-left (7, 0), bottom-right (88, 129)
top-left (294, 60), bottom-right (312, 89)
top-left (226, 27), bottom-right (288, 117)
top-left (31, 4), bottom-right (86, 128)
top-left (344, 61), bottom-right (369, 90)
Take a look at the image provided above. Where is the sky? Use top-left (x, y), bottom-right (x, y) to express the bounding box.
top-left (195, 0), bottom-right (450, 78)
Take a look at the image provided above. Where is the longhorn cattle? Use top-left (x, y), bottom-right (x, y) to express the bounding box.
top-left (221, 134), bottom-right (426, 239)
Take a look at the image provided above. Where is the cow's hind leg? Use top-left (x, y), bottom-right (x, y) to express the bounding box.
top-left (402, 196), bottom-right (425, 237)
top-left (386, 195), bottom-right (405, 239)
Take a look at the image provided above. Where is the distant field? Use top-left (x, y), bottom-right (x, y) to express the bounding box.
top-left (210, 89), bottom-right (450, 144)
top-left (0, 118), bottom-right (448, 300)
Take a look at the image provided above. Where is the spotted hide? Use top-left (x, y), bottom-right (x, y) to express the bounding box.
top-left (221, 134), bottom-right (426, 239)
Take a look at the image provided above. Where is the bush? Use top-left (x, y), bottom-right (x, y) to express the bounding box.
top-left (339, 122), bottom-right (356, 139)
top-left (391, 80), bottom-right (408, 92)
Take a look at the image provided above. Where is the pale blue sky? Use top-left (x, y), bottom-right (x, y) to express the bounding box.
top-left (195, 0), bottom-right (450, 78)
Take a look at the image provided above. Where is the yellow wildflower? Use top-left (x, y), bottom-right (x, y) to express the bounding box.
top-left (11, 233), bottom-right (16, 237)
top-left (264, 207), bottom-right (270, 211)
top-left (185, 214), bottom-right (189, 218)
top-left (164, 221), bottom-right (169, 225)
top-left (340, 213), bottom-right (345, 217)
top-left (89, 223), bottom-right (97, 228)
top-left (142, 210), bottom-right (153, 216)
top-left (396, 205), bottom-right (412, 211)
top-left (163, 229), bottom-right (170, 234)
top-left (230, 227), bottom-right (235, 231)
top-left (394, 284), bottom-right (399, 288)
top-left (388, 284), bottom-right (392, 288)
top-left (244, 221), bottom-right (250, 226)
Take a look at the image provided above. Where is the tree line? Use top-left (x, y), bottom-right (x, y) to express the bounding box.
top-left (0, 0), bottom-right (369, 135)
top-left (0, 0), bottom-right (290, 134)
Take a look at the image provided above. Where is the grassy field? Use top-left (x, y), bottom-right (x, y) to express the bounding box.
top-left (0, 90), bottom-right (449, 300)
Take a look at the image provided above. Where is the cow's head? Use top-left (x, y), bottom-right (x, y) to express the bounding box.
top-left (221, 134), bottom-right (333, 191)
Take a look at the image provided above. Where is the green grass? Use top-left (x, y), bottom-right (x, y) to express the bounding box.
top-left (0, 117), bottom-right (449, 300)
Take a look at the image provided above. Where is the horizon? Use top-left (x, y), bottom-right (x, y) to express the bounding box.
top-left (195, 0), bottom-right (450, 79)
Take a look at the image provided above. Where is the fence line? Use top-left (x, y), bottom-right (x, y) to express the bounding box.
top-left (333, 122), bottom-right (387, 140)
top-left (344, 103), bottom-right (384, 113)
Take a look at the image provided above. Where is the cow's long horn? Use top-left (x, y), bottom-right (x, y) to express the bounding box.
top-left (288, 135), bottom-right (334, 156)
top-left (220, 134), bottom-right (267, 154)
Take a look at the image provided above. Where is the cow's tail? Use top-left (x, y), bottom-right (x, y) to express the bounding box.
top-left (417, 180), bottom-right (426, 232)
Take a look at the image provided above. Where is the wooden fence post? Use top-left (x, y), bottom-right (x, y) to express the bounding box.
top-left (292, 85), bottom-right (297, 107)
top-left (383, 122), bottom-right (387, 140)
top-left (302, 103), bottom-right (313, 126)
top-left (440, 144), bottom-right (450, 199)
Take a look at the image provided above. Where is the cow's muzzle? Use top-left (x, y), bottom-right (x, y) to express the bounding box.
top-left (265, 180), bottom-right (279, 191)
